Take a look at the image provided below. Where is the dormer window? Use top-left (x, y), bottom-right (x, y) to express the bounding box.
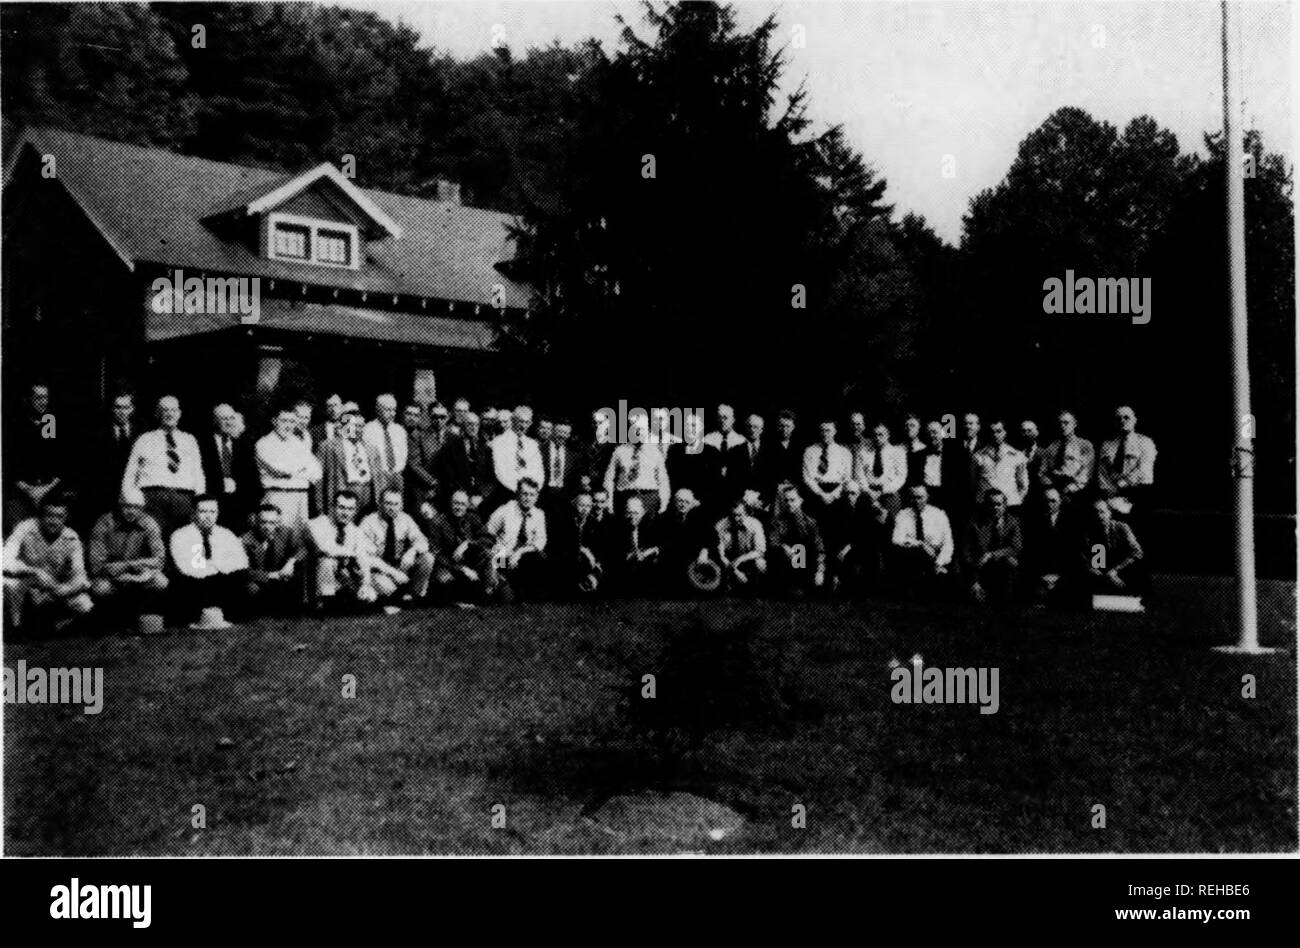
top-left (265, 212), bottom-right (360, 269)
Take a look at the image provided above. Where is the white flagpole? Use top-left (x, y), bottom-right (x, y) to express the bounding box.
top-left (1214, 0), bottom-right (1275, 655)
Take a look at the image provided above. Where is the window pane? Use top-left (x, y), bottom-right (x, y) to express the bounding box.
top-left (272, 224), bottom-right (309, 259)
top-left (316, 230), bottom-right (351, 265)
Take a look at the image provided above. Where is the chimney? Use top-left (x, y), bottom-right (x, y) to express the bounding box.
top-left (433, 176), bottom-right (461, 206)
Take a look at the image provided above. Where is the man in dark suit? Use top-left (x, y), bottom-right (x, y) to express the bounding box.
top-left (1022, 486), bottom-right (1079, 605)
top-left (942, 412), bottom-right (982, 534)
top-left (406, 401), bottom-right (449, 515)
top-left (540, 418), bottom-right (580, 512)
top-left (316, 404), bottom-right (390, 515)
top-left (241, 501), bottom-right (306, 616)
top-left (198, 403), bottom-right (257, 530)
top-left (308, 394), bottom-right (346, 449)
top-left (425, 488), bottom-right (491, 602)
top-left (667, 411), bottom-right (721, 515)
top-left (575, 412), bottom-right (615, 497)
top-left (432, 411), bottom-right (493, 513)
top-left (86, 391), bottom-right (139, 529)
top-left (601, 495), bottom-right (661, 597)
top-left (961, 488), bottom-right (1023, 604)
top-left (754, 409), bottom-right (801, 501)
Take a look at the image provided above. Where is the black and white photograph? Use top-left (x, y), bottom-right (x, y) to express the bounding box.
top-left (0, 0), bottom-right (1295, 898)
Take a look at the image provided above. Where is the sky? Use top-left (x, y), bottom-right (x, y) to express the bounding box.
top-left (335, 1), bottom-right (1293, 244)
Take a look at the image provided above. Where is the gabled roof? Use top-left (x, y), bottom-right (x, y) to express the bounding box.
top-left (206, 161), bottom-right (403, 240)
top-left (4, 126), bottom-right (530, 310)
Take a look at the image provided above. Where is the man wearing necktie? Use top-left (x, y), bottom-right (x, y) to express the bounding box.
top-left (489, 405), bottom-right (544, 511)
top-left (359, 489), bottom-right (434, 603)
top-left (200, 403), bottom-right (255, 528)
top-left (168, 496), bottom-right (248, 626)
top-left (307, 490), bottom-right (380, 607)
top-left (362, 394), bottom-right (409, 501)
top-left (485, 478), bottom-right (548, 601)
top-left (961, 489), bottom-right (1022, 604)
top-left (122, 395), bottom-right (206, 539)
top-left (1097, 405), bottom-right (1158, 538)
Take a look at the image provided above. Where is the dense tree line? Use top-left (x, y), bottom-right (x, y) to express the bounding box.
top-left (1, 2), bottom-right (1291, 511)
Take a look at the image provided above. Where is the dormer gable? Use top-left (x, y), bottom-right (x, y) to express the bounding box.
top-left (204, 161), bottom-right (403, 271)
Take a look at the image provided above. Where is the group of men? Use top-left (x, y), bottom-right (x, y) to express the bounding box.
top-left (2, 382), bottom-right (1157, 634)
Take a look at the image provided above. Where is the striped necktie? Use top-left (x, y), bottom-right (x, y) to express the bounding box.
top-left (166, 430), bottom-right (181, 475)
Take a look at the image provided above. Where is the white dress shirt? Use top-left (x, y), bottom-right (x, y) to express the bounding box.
top-left (604, 443), bottom-right (671, 512)
top-left (490, 431), bottom-right (545, 494)
top-left (855, 443), bottom-right (908, 496)
top-left (308, 515), bottom-right (368, 560)
top-left (170, 523), bottom-right (248, 578)
top-left (802, 443), bottom-right (853, 494)
top-left (363, 419), bottom-right (409, 475)
top-left (486, 500), bottom-right (547, 556)
top-left (122, 428), bottom-right (206, 494)
top-left (891, 505), bottom-right (955, 568)
top-left (972, 443), bottom-right (1029, 506)
top-left (1098, 432), bottom-right (1157, 492)
top-left (359, 511), bottom-right (430, 562)
top-left (256, 431), bottom-right (322, 490)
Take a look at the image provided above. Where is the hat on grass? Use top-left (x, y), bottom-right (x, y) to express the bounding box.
top-left (687, 558), bottom-right (722, 593)
top-left (189, 606), bottom-right (234, 631)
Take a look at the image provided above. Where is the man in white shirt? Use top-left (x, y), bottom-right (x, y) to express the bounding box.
top-left (714, 498), bottom-right (767, 592)
top-left (359, 489), bottom-right (434, 604)
top-left (856, 422), bottom-right (909, 518)
top-left (489, 404), bottom-right (545, 506)
top-left (363, 393), bottom-right (408, 497)
top-left (702, 403), bottom-right (749, 502)
top-left (485, 478), bottom-right (548, 601)
top-left (605, 412), bottom-right (671, 517)
top-left (802, 419), bottom-right (853, 546)
top-left (1097, 405), bottom-right (1157, 503)
top-left (889, 485), bottom-right (954, 598)
top-left (122, 395), bottom-right (206, 538)
top-left (1040, 410), bottom-right (1095, 500)
top-left (307, 490), bottom-right (379, 607)
top-left (972, 419), bottom-right (1030, 508)
top-left (257, 407), bottom-right (323, 536)
top-left (169, 495), bottom-right (249, 625)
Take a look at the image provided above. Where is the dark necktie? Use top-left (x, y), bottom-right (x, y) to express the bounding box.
top-left (383, 425), bottom-right (396, 472)
top-left (383, 517), bottom-right (399, 565)
top-left (515, 510), bottom-right (529, 550)
top-left (335, 523), bottom-right (347, 549)
top-left (516, 435), bottom-right (526, 472)
top-left (219, 436), bottom-right (233, 479)
top-left (818, 446), bottom-right (830, 478)
top-left (201, 529), bottom-right (213, 564)
top-left (166, 430), bottom-right (180, 474)
top-left (872, 448), bottom-right (884, 478)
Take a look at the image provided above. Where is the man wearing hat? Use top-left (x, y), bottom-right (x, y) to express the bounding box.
top-left (317, 403), bottom-right (388, 514)
top-left (169, 495), bottom-right (248, 629)
top-left (87, 485), bottom-right (169, 632)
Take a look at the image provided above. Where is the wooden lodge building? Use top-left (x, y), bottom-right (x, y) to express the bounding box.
top-left (2, 126), bottom-right (531, 430)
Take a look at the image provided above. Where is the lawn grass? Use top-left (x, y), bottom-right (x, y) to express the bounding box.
top-left (3, 575), bottom-right (1295, 854)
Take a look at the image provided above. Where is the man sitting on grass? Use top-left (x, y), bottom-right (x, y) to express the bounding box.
top-left (605, 495), bottom-right (660, 596)
top-left (426, 489), bottom-right (491, 604)
top-left (1081, 498), bottom-right (1148, 597)
top-left (360, 488), bottom-right (434, 606)
top-left (961, 489), bottom-right (1023, 604)
top-left (3, 495), bottom-right (93, 634)
top-left (714, 497), bottom-right (767, 593)
top-left (888, 484), bottom-right (954, 600)
top-left (768, 481), bottom-right (825, 597)
top-left (169, 495), bottom-right (249, 626)
top-left (485, 478), bottom-right (548, 602)
top-left (87, 485), bottom-right (168, 632)
top-left (242, 500), bottom-right (305, 616)
top-left (307, 490), bottom-right (379, 610)
top-left (656, 488), bottom-right (712, 596)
